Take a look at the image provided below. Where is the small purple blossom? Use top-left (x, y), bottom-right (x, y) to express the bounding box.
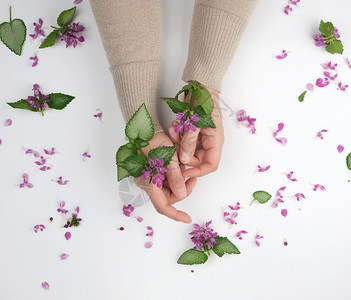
top-left (145, 242), bottom-right (153, 248)
top-left (287, 171), bottom-right (298, 182)
top-left (29, 18), bottom-right (45, 40)
top-left (273, 123), bottom-right (287, 146)
top-left (295, 193), bottom-right (306, 201)
top-left (74, 0), bottom-right (83, 3)
top-left (142, 157), bottom-right (168, 188)
top-left (39, 166), bottom-right (51, 171)
top-left (35, 156), bottom-right (46, 166)
top-left (41, 282), bottom-right (50, 291)
top-left (317, 129), bottom-right (328, 140)
top-left (175, 111), bottom-right (200, 134)
top-left (281, 209), bottom-right (288, 218)
top-left (313, 184), bottom-right (326, 191)
top-left (34, 224), bottom-right (46, 233)
top-left (145, 226), bottom-right (154, 248)
top-left (316, 78), bottom-right (329, 88)
top-left (223, 211), bottom-right (238, 225)
top-left (255, 234), bottom-right (264, 247)
top-left (235, 230), bottom-right (248, 240)
top-left (25, 84), bottom-right (50, 115)
top-left (123, 204), bottom-right (135, 217)
top-left (258, 165), bottom-right (270, 172)
top-left (237, 109), bottom-right (256, 134)
top-left (323, 71), bottom-right (337, 81)
top-left (57, 176), bottom-right (69, 185)
top-left (30, 55), bottom-right (38, 67)
top-left (44, 147), bottom-right (55, 155)
top-left (82, 151), bottom-right (91, 160)
top-left (313, 34), bottom-right (325, 47)
top-left (189, 221), bottom-right (218, 251)
top-left (338, 82), bottom-right (349, 92)
top-left (337, 145), bottom-right (344, 153)
top-left (146, 226), bottom-right (154, 237)
top-left (4, 119), bottom-right (12, 126)
top-left (57, 201), bottom-right (69, 214)
top-left (65, 231), bottom-right (71, 240)
top-left (321, 61), bottom-right (337, 70)
top-left (19, 173), bottom-right (33, 188)
top-left (25, 148), bottom-right (40, 157)
top-left (59, 22), bottom-right (85, 48)
top-left (276, 50), bottom-right (288, 59)
top-left (94, 109), bottom-right (103, 123)
top-left (228, 202), bottom-right (241, 211)
top-left (272, 186), bottom-right (286, 208)
top-left (135, 216), bottom-right (144, 223)
top-left (284, 5), bottom-right (292, 15)
top-left (60, 253), bottom-right (69, 260)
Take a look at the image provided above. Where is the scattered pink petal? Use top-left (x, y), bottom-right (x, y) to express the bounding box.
top-left (337, 145), bottom-right (344, 153)
top-left (295, 193), bottom-right (306, 201)
top-left (317, 129), bottom-right (328, 140)
top-left (321, 61), bottom-right (337, 70)
top-left (313, 184), bottom-right (326, 191)
top-left (276, 186), bottom-right (286, 197)
top-left (306, 83), bottom-right (314, 91)
top-left (346, 58), bottom-right (351, 69)
top-left (57, 201), bottom-right (69, 214)
top-left (82, 150), bottom-right (91, 160)
top-left (135, 216), bottom-right (144, 223)
top-left (29, 18), bottom-right (45, 40)
top-left (123, 204), bottom-right (134, 217)
top-left (44, 147), bottom-right (55, 155)
top-left (255, 234), bottom-right (264, 247)
top-left (94, 109), bottom-right (103, 123)
top-left (0, 139), bottom-right (2, 145)
top-left (273, 123), bottom-right (287, 146)
top-left (74, 0), bottom-right (83, 3)
top-left (4, 119), bottom-right (12, 126)
top-left (223, 211), bottom-right (238, 225)
top-left (290, 0), bottom-right (300, 5)
top-left (272, 186), bottom-right (286, 208)
top-left (338, 82), bottom-right (349, 92)
top-left (237, 109), bottom-right (256, 134)
top-left (146, 226), bottom-right (154, 237)
top-left (316, 78), bottom-right (329, 88)
top-left (145, 241), bottom-right (153, 248)
top-left (57, 176), bottom-right (69, 185)
top-left (284, 5), bottom-right (292, 15)
top-left (41, 282), bottom-right (50, 291)
top-left (65, 231), bottom-right (71, 240)
top-left (19, 173), bottom-right (34, 188)
top-left (39, 166), bottom-right (51, 171)
top-left (60, 253), bottom-right (69, 260)
top-left (228, 202), bottom-right (241, 211)
top-left (258, 165), bottom-right (270, 172)
top-left (281, 209), bottom-right (288, 218)
top-left (276, 50), bottom-right (288, 59)
top-left (323, 71), bottom-right (337, 81)
top-left (33, 224), bottom-right (46, 233)
top-left (30, 55), bottom-right (39, 67)
top-left (287, 171), bottom-right (298, 182)
top-left (235, 230), bottom-right (248, 240)
top-left (35, 156), bottom-right (46, 165)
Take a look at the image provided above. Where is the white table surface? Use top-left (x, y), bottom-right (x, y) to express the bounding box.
top-left (1, 0), bottom-right (351, 299)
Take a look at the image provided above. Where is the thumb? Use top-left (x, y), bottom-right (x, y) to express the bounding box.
top-left (179, 127), bottom-right (200, 164)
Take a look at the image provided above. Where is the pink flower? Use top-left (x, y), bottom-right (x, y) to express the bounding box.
top-left (281, 209), bottom-right (288, 218)
top-left (276, 50), bottom-right (288, 59)
top-left (228, 202), bottom-right (241, 211)
top-left (316, 78), bottom-right (329, 88)
top-left (82, 151), bottom-right (91, 160)
top-left (346, 58), bottom-right (351, 69)
top-left (30, 55), bottom-right (38, 67)
top-left (295, 193), bottom-right (305, 201)
top-left (4, 119), bottom-right (12, 126)
top-left (224, 211), bottom-right (238, 225)
top-left (317, 129), bottom-right (328, 140)
top-left (145, 241), bottom-right (153, 248)
top-left (94, 109), bottom-right (103, 123)
top-left (313, 34), bottom-right (325, 46)
top-left (57, 201), bottom-right (69, 214)
top-left (276, 186), bottom-right (286, 198)
top-left (338, 82), bottom-right (349, 91)
top-left (189, 221), bottom-right (218, 251)
top-left (60, 253), bottom-right (69, 260)
top-left (39, 166), bottom-right (51, 171)
top-left (272, 186), bottom-right (286, 208)
top-left (235, 230), bottom-right (248, 240)
top-left (321, 61), bottom-right (337, 70)
top-left (290, 0), bottom-right (300, 5)
top-left (284, 5), bottom-right (292, 15)
top-left (237, 109), bottom-right (256, 134)
top-left (135, 216), bottom-right (144, 223)
top-left (57, 176), bottom-right (69, 185)
top-left (313, 184), bottom-right (326, 191)
top-left (58, 22), bottom-right (85, 48)
top-left (25, 148), bottom-right (40, 157)
top-left (306, 83), bottom-right (314, 91)
top-left (258, 165), bottom-right (270, 172)
top-left (337, 145), bottom-right (344, 153)
top-left (65, 231), bottom-right (71, 240)
top-left (19, 173), bottom-right (33, 188)
top-left (44, 147), bottom-right (55, 155)
top-left (123, 204), bottom-right (134, 217)
top-left (323, 71), bottom-right (337, 81)
top-left (146, 226), bottom-right (154, 237)
top-left (33, 224), bottom-right (46, 233)
top-left (273, 123), bottom-right (287, 146)
top-left (287, 171), bottom-right (298, 182)
top-left (142, 157), bottom-right (168, 188)
top-left (255, 234), bottom-right (264, 247)
top-left (30, 18), bottom-right (45, 40)
top-left (35, 156), bottom-right (46, 166)
top-left (41, 282), bottom-right (50, 291)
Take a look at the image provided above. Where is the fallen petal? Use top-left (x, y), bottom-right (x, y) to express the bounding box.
top-left (337, 145), bottom-right (344, 153)
top-left (145, 241), bottom-right (153, 248)
top-left (60, 253), bottom-right (69, 260)
top-left (65, 231), bottom-right (71, 240)
top-left (41, 282), bottom-right (50, 290)
top-left (281, 209), bottom-right (288, 217)
top-left (4, 119), bottom-right (12, 126)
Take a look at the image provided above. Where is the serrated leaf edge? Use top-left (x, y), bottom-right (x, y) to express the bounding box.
top-left (0, 19), bottom-right (27, 55)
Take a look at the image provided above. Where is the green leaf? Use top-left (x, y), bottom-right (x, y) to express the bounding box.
top-left (192, 84), bottom-right (214, 116)
top-left (140, 141), bottom-right (149, 148)
top-left (47, 93), bottom-right (75, 110)
top-left (39, 30), bottom-right (59, 49)
top-left (148, 146), bottom-right (177, 167)
top-left (319, 20), bottom-right (335, 37)
top-left (346, 153), bottom-right (351, 171)
top-left (250, 190), bottom-right (272, 205)
top-left (57, 7), bottom-right (76, 26)
top-left (161, 97), bottom-right (190, 113)
top-left (298, 91), bottom-right (307, 102)
top-left (0, 15), bottom-right (26, 56)
top-left (175, 83), bottom-right (193, 99)
top-left (125, 104), bottom-right (155, 142)
top-left (116, 145), bottom-right (137, 181)
top-left (177, 249), bottom-right (208, 265)
top-left (119, 154), bottom-right (146, 177)
top-left (212, 236), bottom-right (240, 257)
top-left (7, 99), bottom-right (37, 112)
top-left (193, 105), bottom-right (216, 128)
top-left (325, 40), bottom-right (344, 55)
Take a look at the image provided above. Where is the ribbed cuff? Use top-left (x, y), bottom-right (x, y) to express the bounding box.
top-left (182, 4), bottom-right (248, 92)
top-left (110, 61), bottom-right (163, 133)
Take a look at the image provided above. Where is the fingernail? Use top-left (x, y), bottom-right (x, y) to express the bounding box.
top-left (181, 152), bottom-right (191, 164)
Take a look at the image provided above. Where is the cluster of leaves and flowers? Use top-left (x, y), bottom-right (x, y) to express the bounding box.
top-left (313, 20), bottom-right (343, 54)
top-left (161, 81), bottom-right (216, 134)
top-left (40, 7), bottom-right (85, 49)
top-left (177, 221), bottom-right (240, 265)
top-left (115, 104), bottom-right (177, 188)
top-left (7, 84), bottom-right (74, 116)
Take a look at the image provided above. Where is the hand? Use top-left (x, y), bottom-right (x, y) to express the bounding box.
top-left (168, 85), bottom-right (224, 177)
top-left (135, 131), bottom-right (197, 223)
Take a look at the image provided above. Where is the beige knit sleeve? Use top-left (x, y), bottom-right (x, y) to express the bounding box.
top-left (183, 0), bottom-right (258, 92)
top-left (89, 0), bottom-right (163, 132)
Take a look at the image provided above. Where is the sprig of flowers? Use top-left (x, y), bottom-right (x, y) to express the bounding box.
top-left (161, 81), bottom-right (216, 135)
top-left (313, 20), bottom-right (343, 54)
top-left (116, 104), bottom-right (177, 188)
top-left (39, 7), bottom-right (85, 49)
top-left (7, 84), bottom-right (74, 116)
top-left (177, 221), bottom-right (240, 265)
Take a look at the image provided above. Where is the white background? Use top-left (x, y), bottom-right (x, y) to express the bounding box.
top-left (1, 0), bottom-right (351, 299)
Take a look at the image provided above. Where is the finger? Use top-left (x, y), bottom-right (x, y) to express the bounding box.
top-left (179, 128), bottom-right (200, 164)
top-left (169, 177), bottom-right (197, 205)
top-left (168, 122), bottom-right (181, 145)
top-left (166, 157), bottom-right (187, 199)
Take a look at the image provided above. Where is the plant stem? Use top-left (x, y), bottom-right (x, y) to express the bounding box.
top-left (51, 26), bottom-right (60, 30)
top-left (249, 199), bottom-right (255, 206)
top-left (40, 110), bottom-right (44, 116)
top-left (9, 6), bottom-right (12, 23)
